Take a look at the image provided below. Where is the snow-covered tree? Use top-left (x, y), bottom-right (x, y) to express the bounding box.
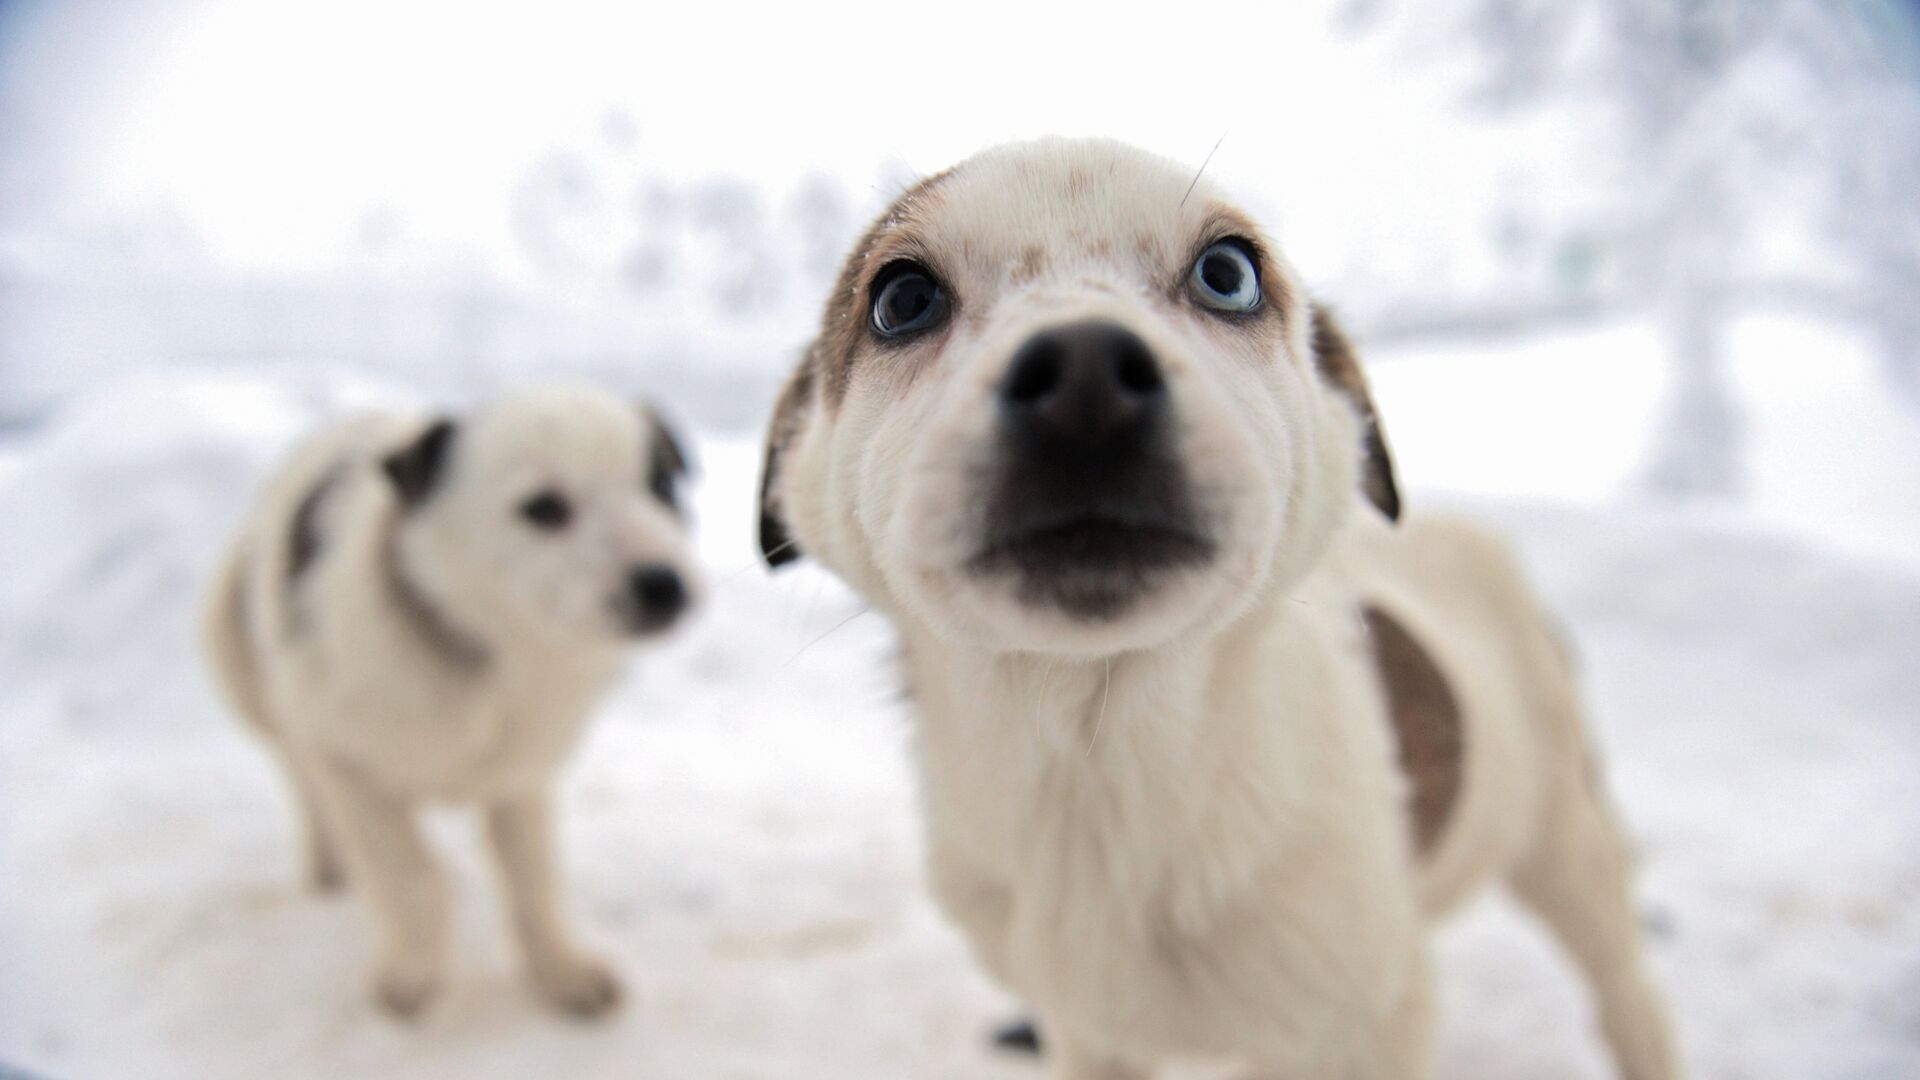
top-left (1348, 0), bottom-right (1920, 497)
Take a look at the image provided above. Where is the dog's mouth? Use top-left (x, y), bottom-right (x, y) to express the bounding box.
top-left (967, 507), bottom-right (1215, 620)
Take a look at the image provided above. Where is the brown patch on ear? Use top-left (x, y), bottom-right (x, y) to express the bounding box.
top-left (758, 359), bottom-right (815, 567)
top-left (759, 167), bottom-right (956, 567)
top-left (1362, 604), bottom-right (1464, 857)
top-left (1310, 304), bottom-right (1401, 522)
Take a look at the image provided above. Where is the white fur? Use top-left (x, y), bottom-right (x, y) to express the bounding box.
top-left (201, 385), bottom-right (698, 1018)
top-left (764, 139), bottom-right (1682, 1078)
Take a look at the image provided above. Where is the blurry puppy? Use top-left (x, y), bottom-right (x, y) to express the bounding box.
top-left (758, 139), bottom-right (1680, 1078)
top-left (202, 385), bottom-right (698, 1019)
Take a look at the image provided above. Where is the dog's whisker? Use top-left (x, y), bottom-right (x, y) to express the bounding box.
top-left (1085, 657), bottom-right (1112, 758)
top-left (784, 605), bottom-right (872, 667)
top-left (1180, 134), bottom-right (1227, 208)
top-left (721, 538), bottom-right (803, 583)
top-left (785, 574), bottom-right (826, 633)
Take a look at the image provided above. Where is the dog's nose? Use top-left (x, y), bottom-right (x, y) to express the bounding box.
top-left (626, 563), bottom-right (687, 630)
top-left (999, 320), bottom-right (1166, 450)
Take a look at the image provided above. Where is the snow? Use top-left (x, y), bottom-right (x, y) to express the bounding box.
top-left (1370, 314), bottom-right (1920, 573)
top-left (2, 321), bottom-right (1918, 1079)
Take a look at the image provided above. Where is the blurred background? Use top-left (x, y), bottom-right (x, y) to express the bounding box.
top-left (1, 2), bottom-right (1917, 1078)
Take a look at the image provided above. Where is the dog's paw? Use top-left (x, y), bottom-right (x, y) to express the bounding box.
top-left (531, 952), bottom-right (624, 1019)
top-left (372, 965), bottom-right (444, 1021)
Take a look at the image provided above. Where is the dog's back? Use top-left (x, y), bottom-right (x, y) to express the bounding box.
top-left (199, 412), bottom-right (405, 738)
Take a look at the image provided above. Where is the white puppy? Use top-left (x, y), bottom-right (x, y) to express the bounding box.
top-left (757, 139), bottom-right (1681, 1079)
top-left (202, 385), bottom-right (698, 1019)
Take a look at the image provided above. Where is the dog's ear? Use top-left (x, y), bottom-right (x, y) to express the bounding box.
top-left (1309, 304), bottom-right (1401, 522)
top-left (758, 358), bottom-right (816, 568)
top-left (382, 417), bottom-right (457, 509)
top-left (639, 401), bottom-right (691, 512)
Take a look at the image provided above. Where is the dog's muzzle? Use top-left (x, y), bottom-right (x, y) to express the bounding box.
top-left (968, 319), bottom-right (1213, 619)
top-left (619, 562), bottom-right (689, 635)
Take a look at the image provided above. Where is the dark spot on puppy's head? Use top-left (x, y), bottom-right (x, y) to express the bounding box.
top-left (382, 418), bottom-right (456, 509)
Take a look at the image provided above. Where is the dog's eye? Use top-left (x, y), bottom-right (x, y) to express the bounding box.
top-left (518, 490), bottom-right (572, 531)
top-left (1190, 240), bottom-right (1261, 313)
top-left (870, 261), bottom-right (949, 338)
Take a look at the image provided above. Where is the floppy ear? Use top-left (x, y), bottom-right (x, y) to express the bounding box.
top-left (382, 418), bottom-right (457, 509)
top-left (757, 359), bottom-right (816, 568)
top-left (1309, 304), bottom-right (1401, 522)
top-left (639, 401), bottom-right (691, 511)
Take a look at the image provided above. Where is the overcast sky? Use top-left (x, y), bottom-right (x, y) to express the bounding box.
top-left (0, 0), bottom-right (1569, 278)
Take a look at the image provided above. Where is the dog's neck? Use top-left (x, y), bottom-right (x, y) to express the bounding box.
top-left (899, 582), bottom-right (1348, 833)
top-left (380, 517), bottom-right (492, 673)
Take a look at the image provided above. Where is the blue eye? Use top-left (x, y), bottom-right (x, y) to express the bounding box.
top-left (870, 262), bottom-right (949, 338)
top-left (1190, 240), bottom-right (1261, 312)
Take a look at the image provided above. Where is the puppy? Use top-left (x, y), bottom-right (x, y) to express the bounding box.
top-left (757, 139), bottom-right (1681, 1079)
top-left (202, 385), bottom-right (698, 1018)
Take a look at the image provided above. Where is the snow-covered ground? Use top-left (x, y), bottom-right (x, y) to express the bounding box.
top-left (2, 318), bottom-right (1918, 1079)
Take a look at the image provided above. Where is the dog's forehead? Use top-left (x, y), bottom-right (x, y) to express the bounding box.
top-left (909, 140), bottom-right (1236, 282)
top-left (808, 140), bottom-right (1277, 406)
top-left (464, 391), bottom-right (642, 484)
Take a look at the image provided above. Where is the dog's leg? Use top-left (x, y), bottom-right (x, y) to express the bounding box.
top-left (310, 759), bottom-right (450, 1019)
top-left (1355, 962), bottom-right (1436, 1080)
top-left (274, 746), bottom-right (346, 892)
top-left (484, 789), bottom-right (622, 1018)
top-left (1507, 768), bottom-right (1682, 1080)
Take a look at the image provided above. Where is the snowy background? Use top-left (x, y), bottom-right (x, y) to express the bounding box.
top-left (2, 2), bottom-right (1918, 1078)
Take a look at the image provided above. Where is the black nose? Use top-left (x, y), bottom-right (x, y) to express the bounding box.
top-left (999, 320), bottom-right (1166, 451)
top-left (626, 563), bottom-right (687, 630)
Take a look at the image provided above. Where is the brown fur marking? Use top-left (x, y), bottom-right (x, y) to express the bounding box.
top-left (285, 463), bottom-right (346, 636)
top-left (1362, 604), bottom-right (1464, 857)
top-left (1011, 244), bottom-right (1049, 285)
top-left (763, 168), bottom-right (955, 566)
top-left (758, 359), bottom-right (815, 566)
top-left (815, 170), bottom-right (954, 406)
top-left (288, 464), bottom-right (344, 584)
top-left (1309, 305), bottom-right (1401, 522)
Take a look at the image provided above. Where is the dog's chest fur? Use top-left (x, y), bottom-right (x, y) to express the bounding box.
top-left (289, 605), bottom-right (616, 798)
top-left (905, 592), bottom-right (1427, 1063)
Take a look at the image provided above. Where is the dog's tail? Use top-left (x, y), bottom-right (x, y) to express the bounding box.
top-left (200, 542), bottom-right (273, 736)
